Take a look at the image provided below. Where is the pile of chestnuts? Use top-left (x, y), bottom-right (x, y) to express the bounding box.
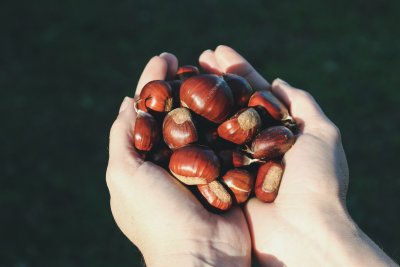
top-left (133, 65), bottom-right (296, 212)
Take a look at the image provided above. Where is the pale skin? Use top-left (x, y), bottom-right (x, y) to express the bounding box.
top-left (106, 46), bottom-right (399, 267)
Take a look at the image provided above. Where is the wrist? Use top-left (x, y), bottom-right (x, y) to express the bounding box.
top-left (252, 197), bottom-right (397, 267)
top-left (143, 238), bottom-right (250, 267)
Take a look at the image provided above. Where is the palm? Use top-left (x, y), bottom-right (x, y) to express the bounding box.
top-left (112, 160), bottom-right (249, 251)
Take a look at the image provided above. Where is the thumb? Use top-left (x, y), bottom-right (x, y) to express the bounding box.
top-left (271, 78), bottom-right (338, 137)
top-left (108, 97), bottom-right (143, 171)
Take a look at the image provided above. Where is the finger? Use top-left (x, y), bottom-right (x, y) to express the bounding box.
top-left (271, 78), bottom-right (335, 135)
top-left (135, 56), bottom-right (169, 98)
top-left (199, 49), bottom-right (223, 74)
top-left (214, 45), bottom-right (270, 91)
top-left (109, 97), bottom-right (143, 170)
top-left (160, 52), bottom-right (179, 80)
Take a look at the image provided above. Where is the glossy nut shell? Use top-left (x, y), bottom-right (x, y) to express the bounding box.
top-left (248, 90), bottom-right (294, 125)
top-left (163, 107), bottom-right (198, 149)
top-left (197, 180), bottom-right (232, 211)
top-left (222, 169), bottom-right (254, 204)
top-left (217, 108), bottom-right (261, 145)
top-left (223, 73), bottom-right (253, 108)
top-left (133, 111), bottom-right (159, 151)
top-left (248, 126), bottom-right (295, 159)
top-left (180, 74), bottom-right (234, 123)
top-left (138, 80), bottom-right (173, 112)
top-left (255, 161), bottom-right (284, 202)
top-left (176, 65), bottom-right (200, 80)
top-left (169, 145), bottom-right (220, 185)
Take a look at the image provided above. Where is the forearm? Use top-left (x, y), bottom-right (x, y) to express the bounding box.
top-left (322, 209), bottom-right (398, 267)
top-left (253, 200), bottom-right (398, 267)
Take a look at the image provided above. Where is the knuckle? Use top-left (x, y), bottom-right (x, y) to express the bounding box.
top-left (296, 89), bottom-right (313, 100)
top-left (110, 119), bottom-right (119, 134)
top-left (105, 162), bottom-right (116, 188)
top-left (324, 122), bottom-right (342, 141)
top-left (109, 118), bottom-right (124, 138)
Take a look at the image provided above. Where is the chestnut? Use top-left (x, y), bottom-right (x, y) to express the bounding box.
top-left (255, 161), bottom-right (284, 202)
top-left (222, 169), bottom-right (254, 204)
top-left (180, 74), bottom-right (234, 123)
top-left (223, 73), bottom-right (253, 108)
top-left (197, 180), bottom-right (232, 211)
top-left (133, 111), bottom-right (159, 152)
top-left (169, 145), bottom-right (220, 185)
top-left (219, 149), bottom-right (263, 168)
top-left (163, 107), bottom-right (198, 149)
top-left (176, 65), bottom-right (200, 80)
top-left (217, 108), bottom-right (261, 145)
top-left (138, 80), bottom-right (173, 113)
top-left (248, 90), bottom-right (295, 127)
top-left (246, 126), bottom-right (295, 159)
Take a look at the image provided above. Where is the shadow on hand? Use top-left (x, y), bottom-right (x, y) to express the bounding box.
top-left (183, 241), bottom-right (250, 267)
top-left (199, 61), bottom-right (222, 75)
top-left (253, 252), bottom-right (286, 267)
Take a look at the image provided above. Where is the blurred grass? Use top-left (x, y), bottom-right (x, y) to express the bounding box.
top-left (1, 0), bottom-right (399, 266)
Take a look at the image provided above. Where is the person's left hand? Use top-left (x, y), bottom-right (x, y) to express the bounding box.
top-left (106, 53), bottom-right (251, 267)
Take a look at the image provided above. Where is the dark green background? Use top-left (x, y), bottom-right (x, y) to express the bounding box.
top-left (2, 0), bottom-right (399, 266)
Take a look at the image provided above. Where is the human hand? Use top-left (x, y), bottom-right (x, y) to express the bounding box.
top-left (199, 45), bottom-right (398, 267)
top-left (106, 53), bottom-right (251, 267)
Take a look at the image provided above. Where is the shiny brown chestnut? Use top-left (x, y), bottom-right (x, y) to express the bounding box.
top-left (176, 65), bottom-right (200, 80)
top-left (163, 107), bottom-right (198, 149)
top-left (133, 111), bottom-right (159, 152)
top-left (138, 80), bottom-right (173, 113)
top-left (222, 169), bottom-right (254, 204)
top-left (255, 161), bottom-right (284, 202)
top-left (223, 73), bottom-right (253, 108)
top-left (217, 108), bottom-right (261, 145)
top-left (219, 150), bottom-right (264, 168)
top-left (248, 90), bottom-right (295, 127)
top-left (169, 145), bottom-right (220, 185)
top-left (180, 74), bottom-right (234, 123)
top-left (245, 126), bottom-right (295, 159)
top-left (197, 180), bottom-right (232, 211)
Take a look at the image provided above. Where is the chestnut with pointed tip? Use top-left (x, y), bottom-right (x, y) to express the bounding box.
top-left (248, 90), bottom-right (295, 127)
top-left (197, 180), bottom-right (232, 211)
top-left (138, 80), bottom-right (173, 113)
top-left (180, 74), bottom-right (234, 123)
top-left (163, 107), bottom-right (198, 149)
top-left (169, 145), bottom-right (220, 185)
top-left (223, 73), bottom-right (253, 108)
top-left (255, 161), bottom-right (284, 202)
top-left (133, 111), bottom-right (159, 152)
top-left (246, 126), bottom-right (295, 159)
top-left (176, 65), bottom-right (200, 80)
top-left (222, 169), bottom-right (254, 204)
top-left (217, 108), bottom-right (261, 145)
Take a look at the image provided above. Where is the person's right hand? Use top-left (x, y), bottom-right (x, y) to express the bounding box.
top-left (106, 53), bottom-right (251, 267)
top-left (200, 45), bottom-right (398, 267)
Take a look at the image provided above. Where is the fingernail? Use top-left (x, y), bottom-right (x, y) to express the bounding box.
top-left (119, 97), bottom-right (131, 113)
top-left (159, 52), bottom-right (169, 57)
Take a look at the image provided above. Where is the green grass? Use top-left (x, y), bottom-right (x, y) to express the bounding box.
top-left (1, 0), bottom-right (400, 266)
